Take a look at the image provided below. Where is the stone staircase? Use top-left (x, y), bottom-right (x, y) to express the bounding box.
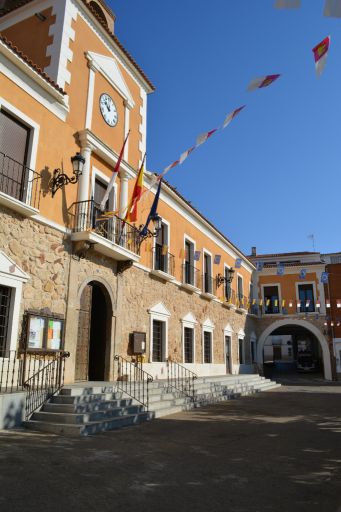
top-left (23, 374), bottom-right (280, 436)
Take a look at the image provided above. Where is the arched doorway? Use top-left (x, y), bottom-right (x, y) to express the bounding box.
top-left (257, 319), bottom-right (332, 381)
top-left (75, 281), bottom-right (112, 381)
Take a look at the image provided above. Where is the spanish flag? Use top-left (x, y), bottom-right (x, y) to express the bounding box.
top-left (125, 157), bottom-right (145, 223)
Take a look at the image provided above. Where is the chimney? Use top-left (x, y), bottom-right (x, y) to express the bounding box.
top-left (251, 246), bottom-right (257, 257)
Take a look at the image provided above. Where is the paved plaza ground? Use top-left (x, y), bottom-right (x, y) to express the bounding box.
top-left (1, 383), bottom-right (341, 512)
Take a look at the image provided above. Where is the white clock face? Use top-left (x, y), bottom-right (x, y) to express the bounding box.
top-left (99, 93), bottom-right (118, 127)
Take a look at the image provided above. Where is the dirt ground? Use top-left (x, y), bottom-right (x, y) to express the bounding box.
top-left (1, 384), bottom-right (341, 512)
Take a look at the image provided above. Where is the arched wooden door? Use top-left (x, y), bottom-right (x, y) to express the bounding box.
top-left (75, 282), bottom-right (110, 381)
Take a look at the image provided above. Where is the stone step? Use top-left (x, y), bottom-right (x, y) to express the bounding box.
top-left (43, 398), bottom-right (134, 414)
top-left (50, 392), bottom-right (124, 404)
top-left (32, 404), bottom-right (144, 424)
top-left (24, 411), bottom-right (152, 437)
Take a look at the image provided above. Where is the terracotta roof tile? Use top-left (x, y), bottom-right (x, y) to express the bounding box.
top-left (0, 34), bottom-right (66, 95)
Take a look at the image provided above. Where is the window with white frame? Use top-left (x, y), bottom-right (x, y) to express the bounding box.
top-left (0, 109), bottom-right (31, 202)
top-left (263, 285), bottom-right (280, 314)
top-left (0, 285), bottom-right (12, 356)
top-left (298, 283), bottom-right (315, 313)
top-left (92, 174), bottom-right (116, 239)
top-left (184, 239), bottom-right (195, 285)
top-left (203, 331), bottom-right (212, 363)
top-left (149, 302), bottom-right (170, 363)
top-left (184, 327), bottom-right (194, 363)
top-left (239, 338), bottom-right (244, 364)
top-left (203, 252), bottom-right (213, 294)
top-left (155, 222), bottom-right (169, 273)
top-left (224, 266), bottom-right (232, 301)
top-left (152, 319), bottom-right (166, 362)
top-left (237, 275), bottom-right (243, 302)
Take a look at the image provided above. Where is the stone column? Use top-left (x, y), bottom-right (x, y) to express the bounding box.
top-left (77, 143), bottom-right (92, 203)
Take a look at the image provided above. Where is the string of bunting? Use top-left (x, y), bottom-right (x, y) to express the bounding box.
top-left (274, 0), bottom-right (341, 18)
top-left (99, 3), bottom-right (335, 232)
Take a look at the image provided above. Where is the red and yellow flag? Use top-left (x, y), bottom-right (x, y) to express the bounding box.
top-left (125, 159), bottom-right (145, 223)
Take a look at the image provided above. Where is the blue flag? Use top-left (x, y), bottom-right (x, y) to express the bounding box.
top-left (299, 269), bottom-right (307, 279)
top-left (277, 263), bottom-right (285, 276)
top-left (140, 179), bottom-right (162, 237)
top-left (235, 258), bottom-right (242, 268)
top-left (214, 254), bottom-right (221, 265)
top-left (321, 272), bottom-right (329, 284)
top-left (194, 251), bottom-right (201, 261)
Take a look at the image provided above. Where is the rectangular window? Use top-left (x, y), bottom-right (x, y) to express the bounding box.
top-left (225, 335), bottom-right (231, 373)
top-left (0, 110), bottom-right (30, 201)
top-left (184, 239), bottom-right (195, 285)
top-left (203, 253), bottom-right (212, 293)
top-left (203, 331), bottom-right (212, 363)
top-left (224, 267), bottom-right (232, 301)
top-left (239, 338), bottom-right (244, 364)
top-left (238, 275), bottom-right (243, 301)
top-left (264, 285), bottom-right (280, 314)
top-left (0, 285), bottom-right (12, 355)
top-left (152, 320), bottom-right (165, 362)
top-left (184, 327), bottom-right (194, 363)
top-left (92, 178), bottom-right (115, 240)
top-left (298, 284), bottom-right (315, 312)
top-left (155, 223), bottom-right (169, 273)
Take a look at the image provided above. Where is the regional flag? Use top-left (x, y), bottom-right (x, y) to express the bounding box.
top-left (214, 255), bottom-right (221, 265)
top-left (179, 146), bottom-right (195, 164)
top-left (196, 128), bottom-right (218, 147)
top-left (163, 159), bottom-right (179, 174)
top-left (222, 105), bottom-right (245, 129)
top-left (247, 74), bottom-right (281, 92)
top-left (125, 158), bottom-right (145, 223)
top-left (299, 269), bottom-right (307, 279)
top-left (235, 258), bottom-right (242, 268)
top-left (100, 130), bottom-right (130, 211)
top-left (312, 36), bottom-right (330, 76)
top-left (274, 0), bottom-right (301, 8)
top-left (324, 0), bottom-right (341, 17)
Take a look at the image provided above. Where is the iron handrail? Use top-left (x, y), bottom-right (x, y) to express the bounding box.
top-left (70, 199), bottom-right (142, 255)
top-left (0, 151), bottom-right (41, 209)
top-left (113, 355), bottom-right (153, 410)
top-left (152, 245), bottom-right (175, 276)
top-left (167, 359), bottom-right (198, 400)
top-left (23, 351), bottom-right (70, 419)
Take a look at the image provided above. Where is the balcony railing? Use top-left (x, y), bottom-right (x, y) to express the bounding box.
top-left (71, 199), bottom-right (142, 255)
top-left (225, 288), bottom-right (236, 304)
top-left (202, 273), bottom-right (217, 296)
top-left (152, 244), bottom-right (175, 276)
top-left (0, 151), bottom-right (41, 209)
top-left (182, 263), bottom-right (200, 288)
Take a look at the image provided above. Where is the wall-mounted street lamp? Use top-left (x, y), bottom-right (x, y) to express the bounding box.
top-left (138, 212), bottom-right (163, 243)
top-left (51, 152), bottom-right (85, 197)
top-left (216, 267), bottom-right (235, 288)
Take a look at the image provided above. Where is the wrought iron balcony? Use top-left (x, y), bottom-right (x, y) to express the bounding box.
top-left (0, 151), bottom-right (41, 211)
top-left (182, 263), bottom-right (200, 289)
top-left (152, 244), bottom-right (175, 277)
top-left (70, 199), bottom-right (142, 260)
top-left (201, 272), bottom-right (217, 297)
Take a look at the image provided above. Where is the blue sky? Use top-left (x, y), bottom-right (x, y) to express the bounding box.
top-left (108, 0), bottom-right (340, 256)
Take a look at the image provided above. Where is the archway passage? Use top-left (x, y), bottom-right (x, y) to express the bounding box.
top-left (75, 281), bottom-right (112, 381)
top-left (258, 321), bottom-right (332, 381)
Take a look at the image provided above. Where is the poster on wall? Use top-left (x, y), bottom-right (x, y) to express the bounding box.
top-left (47, 319), bottom-right (62, 350)
top-left (28, 316), bottom-right (45, 349)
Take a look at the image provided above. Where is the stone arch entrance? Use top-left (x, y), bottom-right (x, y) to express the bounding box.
top-left (257, 319), bottom-right (332, 381)
top-left (75, 280), bottom-right (113, 381)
